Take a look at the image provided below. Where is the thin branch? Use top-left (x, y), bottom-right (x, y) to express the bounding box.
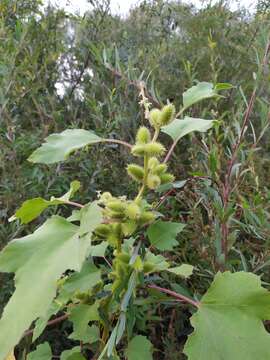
top-left (148, 284), bottom-right (200, 308)
top-left (23, 314), bottom-right (69, 338)
top-left (63, 200), bottom-right (84, 208)
top-left (163, 137), bottom-right (179, 163)
top-left (103, 138), bottom-right (132, 149)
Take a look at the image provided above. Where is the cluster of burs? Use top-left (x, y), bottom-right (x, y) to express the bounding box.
top-left (94, 104), bottom-right (176, 249)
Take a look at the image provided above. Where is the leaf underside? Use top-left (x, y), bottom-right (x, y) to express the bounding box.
top-left (182, 82), bottom-right (218, 109)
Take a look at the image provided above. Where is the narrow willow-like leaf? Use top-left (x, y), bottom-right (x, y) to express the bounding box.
top-left (162, 117), bottom-right (215, 141)
top-left (0, 216), bottom-right (94, 358)
top-left (183, 82), bottom-right (218, 109)
top-left (28, 129), bottom-right (103, 164)
top-left (184, 272), bottom-right (270, 360)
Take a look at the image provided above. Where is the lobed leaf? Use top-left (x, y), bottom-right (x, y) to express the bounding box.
top-left (69, 303), bottom-right (100, 343)
top-left (0, 215), bottom-right (100, 358)
top-left (58, 261), bottom-right (101, 304)
top-left (147, 220), bottom-right (185, 250)
top-left (28, 129), bottom-right (102, 164)
top-left (184, 271), bottom-right (270, 360)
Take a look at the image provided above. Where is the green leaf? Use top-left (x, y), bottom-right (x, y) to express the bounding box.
top-left (90, 241), bottom-right (109, 257)
top-left (0, 216), bottom-right (91, 358)
top-left (162, 117), bottom-right (215, 141)
top-left (58, 260), bottom-right (101, 302)
top-left (28, 129), bottom-right (102, 164)
top-left (126, 335), bottom-right (153, 360)
top-left (69, 303), bottom-right (100, 343)
top-left (147, 220), bottom-right (185, 250)
top-left (144, 251), bottom-right (169, 272)
top-left (55, 180), bottom-right (81, 201)
top-left (214, 82), bottom-right (234, 91)
top-left (67, 210), bottom-right (81, 222)
top-left (184, 271), bottom-right (270, 360)
top-left (10, 180), bottom-right (81, 224)
top-left (182, 82), bottom-right (217, 109)
top-left (33, 301), bottom-right (61, 341)
top-left (10, 197), bottom-right (57, 224)
top-left (157, 180), bottom-right (187, 193)
top-left (167, 264), bottom-right (194, 278)
top-left (27, 343), bottom-right (52, 360)
top-left (60, 347), bottom-right (85, 360)
top-left (79, 201), bottom-right (103, 236)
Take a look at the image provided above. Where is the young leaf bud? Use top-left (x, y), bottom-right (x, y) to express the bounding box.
top-left (131, 144), bottom-right (146, 157)
top-left (147, 174), bottom-right (161, 189)
top-left (160, 104), bottom-right (175, 125)
top-left (125, 202), bottom-right (141, 220)
top-left (148, 157), bottom-right (160, 170)
top-left (149, 108), bottom-right (162, 128)
top-left (136, 126), bottom-right (151, 144)
top-left (153, 163), bottom-right (167, 175)
top-left (127, 164), bottom-right (144, 182)
top-left (144, 142), bottom-right (166, 156)
top-left (160, 173), bottom-right (175, 184)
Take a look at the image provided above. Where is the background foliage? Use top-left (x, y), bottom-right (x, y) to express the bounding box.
top-left (1, 0), bottom-right (270, 358)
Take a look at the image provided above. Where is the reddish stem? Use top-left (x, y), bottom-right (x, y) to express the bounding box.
top-left (148, 284), bottom-right (200, 308)
top-left (163, 138), bottom-right (179, 163)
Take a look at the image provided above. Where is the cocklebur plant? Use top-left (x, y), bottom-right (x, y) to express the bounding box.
top-left (2, 82), bottom-right (270, 360)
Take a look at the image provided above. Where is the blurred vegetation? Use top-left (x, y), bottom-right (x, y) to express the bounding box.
top-left (1, 0), bottom-right (270, 358)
